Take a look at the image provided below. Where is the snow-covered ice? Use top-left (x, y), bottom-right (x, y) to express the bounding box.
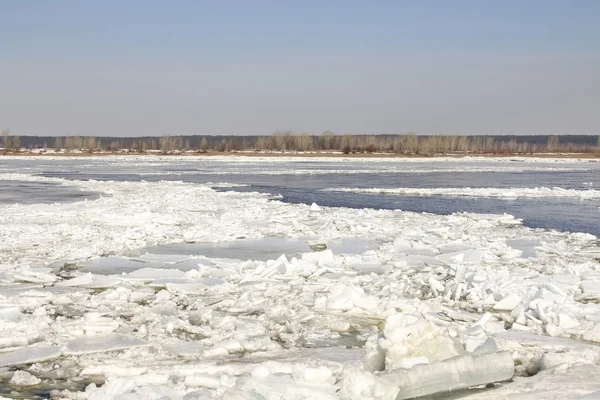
top-left (1, 156), bottom-right (600, 399)
top-left (326, 186), bottom-right (600, 199)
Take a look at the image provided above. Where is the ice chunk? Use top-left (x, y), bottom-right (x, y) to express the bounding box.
top-left (80, 313), bottom-right (120, 334)
top-left (165, 282), bottom-right (210, 294)
top-left (348, 259), bottom-right (391, 275)
top-left (88, 378), bottom-right (136, 400)
top-left (380, 352), bottom-right (514, 399)
top-left (464, 336), bottom-right (487, 353)
top-left (232, 376), bottom-right (337, 399)
top-left (536, 352), bottom-right (594, 372)
top-left (461, 362), bottom-right (600, 399)
top-left (0, 307), bottom-right (22, 322)
top-left (0, 330), bottom-right (43, 349)
top-left (492, 330), bottom-right (600, 374)
top-left (581, 280), bottom-right (600, 294)
top-left (325, 284), bottom-right (365, 312)
top-left (572, 232), bottom-right (596, 241)
top-left (9, 370), bottom-right (41, 386)
top-left (454, 263), bottom-right (466, 282)
top-left (55, 273), bottom-right (93, 286)
top-left (558, 313), bottom-right (580, 329)
top-left (310, 203), bottom-right (321, 211)
top-left (339, 367), bottom-right (399, 400)
top-left (393, 238), bottom-right (414, 252)
top-left (493, 293), bottom-right (522, 311)
top-left (56, 273), bottom-right (121, 289)
top-left (582, 323), bottom-right (600, 343)
top-left (437, 249), bottom-right (493, 263)
top-left (400, 255), bottom-right (447, 267)
top-left (0, 345), bottom-right (62, 367)
top-left (354, 295), bottom-right (379, 311)
top-left (63, 334), bottom-right (149, 355)
top-left (8, 267), bottom-right (57, 284)
top-left (160, 339), bottom-right (208, 357)
top-left (301, 249), bottom-right (334, 264)
top-left (81, 256), bottom-right (153, 275)
top-left (292, 365), bottom-right (334, 385)
top-left (382, 313), bottom-right (465, 369)
top-left (184, 374), bottom-right (222, 389)
top-left (506, 238), bottom-right (541, 258)
top-left (472, 338), bottom-right (498, 356)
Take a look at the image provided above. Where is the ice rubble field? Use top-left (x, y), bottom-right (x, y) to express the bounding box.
top-left (0, 156), bottom-right (600, 399)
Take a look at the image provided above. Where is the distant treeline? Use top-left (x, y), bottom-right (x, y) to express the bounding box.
top-left (3, 130), bottom-right (600, 154)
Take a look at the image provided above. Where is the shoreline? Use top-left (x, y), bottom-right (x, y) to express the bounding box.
top-left (2, 151), bottom-right (600, 159)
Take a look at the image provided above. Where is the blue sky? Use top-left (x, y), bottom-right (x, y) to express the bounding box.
top-left (1, 1), bottom-right (599, 136)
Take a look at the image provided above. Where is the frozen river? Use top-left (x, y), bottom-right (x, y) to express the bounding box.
top-left (2, 156), bottom-right (600, 235)
top-left (1, 155), bottom-right (600, 399)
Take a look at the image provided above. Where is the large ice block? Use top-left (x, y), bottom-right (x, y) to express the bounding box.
top-left (380, 352), bottom-right (514, 399)
top-left (0, 345), bottom-right (62, 367)
top-left (340, 367), bottom-right (400, 400)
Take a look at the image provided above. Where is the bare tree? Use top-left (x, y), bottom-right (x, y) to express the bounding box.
top-left (6, 132), bottom-right (600, 156)
top-left (86, 137), bottom-right (97, 153)
top-left (1, 129), bottom-right (10, 153)
top-left (200, 137), bottom-right (209, 152)
top-left (160, 135), bottom-right (172, 154)
top-left (160, 135), bottom-right (183, 154)
top-left (12, 135), bottom-right (20, 152)
top-left (1, 130), bottom-right (21, 153)
top-left (547, 135), bottom-right (559, 152)
top-left (321, 130), bottom-right (336, 150)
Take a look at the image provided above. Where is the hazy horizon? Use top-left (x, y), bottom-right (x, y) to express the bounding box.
top-left (7, 132), bottom-right (600, 139)
top-left (2, 1), bottom-right (599, 137)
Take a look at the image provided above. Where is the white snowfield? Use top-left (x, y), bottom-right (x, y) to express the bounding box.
top-left (326, 186), bottom-right (600, 200)
top-left (0, 157), bottom-right (600, 399)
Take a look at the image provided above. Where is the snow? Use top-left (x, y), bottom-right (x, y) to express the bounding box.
top-left (1, 156), bottom-right (600, 399)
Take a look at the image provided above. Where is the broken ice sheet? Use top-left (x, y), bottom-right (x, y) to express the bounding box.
top-left (0, 345), bottom-right (62, 368)
top-left (79, 256), bottom-right (158, 275)
top-left (63, 334), bottom-right (149, 356)
top-left (131, 238), bottom-right (314, 262)
top-left (506, 238), bottom-right (542, 258)
top-left (130, 237), bottom-right (372, 263)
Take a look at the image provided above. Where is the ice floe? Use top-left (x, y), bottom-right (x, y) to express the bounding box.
top-left (326, 186), bottom-right (600, 199)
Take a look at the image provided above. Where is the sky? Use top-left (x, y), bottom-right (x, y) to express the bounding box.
top-left (1, 1), bottom-right (599, 137)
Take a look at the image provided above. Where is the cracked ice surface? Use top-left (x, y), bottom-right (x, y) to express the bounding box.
top-left (0, 162), bottom-right (600, 399)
